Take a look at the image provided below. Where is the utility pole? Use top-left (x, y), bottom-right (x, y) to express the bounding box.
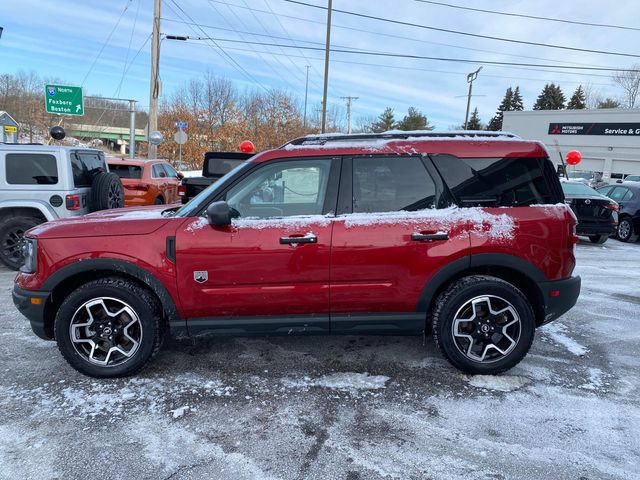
top-left (129, 100), bottom-right (137, 158)
top-left (464, 66), bottom-right (482, 130)
top-left (148, 0), bottom-right (161, 158)
top-left (341, 96), bottom-right (359, 134)
top-left (303, 65), bottom-right (311, 129)
top-left (320, 0), bottom-right (332, 133)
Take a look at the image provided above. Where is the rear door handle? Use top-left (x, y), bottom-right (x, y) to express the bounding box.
top-left (411, 232), bottom-right (449, 241)
top-left (280, 235), bottom-right (318, 245)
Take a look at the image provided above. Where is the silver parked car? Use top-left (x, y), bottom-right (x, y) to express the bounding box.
top-left (0, 144), bottom-right (124, 269)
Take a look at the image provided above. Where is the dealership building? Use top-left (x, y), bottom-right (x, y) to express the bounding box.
top-left (502, 108), bottom-right (640, 180)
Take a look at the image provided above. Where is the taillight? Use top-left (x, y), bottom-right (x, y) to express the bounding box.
top-left (66, 194), bottom-right (81, 210)
top-left (178, 184), bottom-right (186, 197)
top-left (607, 202), bottom-right (619, 211)
top-left (124, 184), bottom-right (149, 191)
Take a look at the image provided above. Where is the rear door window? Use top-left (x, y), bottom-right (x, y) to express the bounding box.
top-left (152, 164), bottom-right (167, 178)
top-left (352, 156), bottom-right (438, 213)
top-left (5, 153), bottom-right (58, 185)
top-left (431, 155), bottom-right (560, 206)
top-left (609, 187), bottom-right (629, 202)
top-left (72, 151), bottom-right (107, 187)
top-left (109, 164), bottom-right (142, 179)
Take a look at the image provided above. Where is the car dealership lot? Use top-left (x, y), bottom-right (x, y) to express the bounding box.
top-left (1, 241), bottom-right (639, 480)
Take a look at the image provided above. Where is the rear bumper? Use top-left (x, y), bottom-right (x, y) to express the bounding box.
top-left (12, 284), bottom-right (52, 340)
top-left (537, 276), bottom-right (581, 325)
top-left (576, 223), bottom-right (616, 236)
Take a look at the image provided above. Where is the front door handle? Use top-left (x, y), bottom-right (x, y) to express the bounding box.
top-left (411, 232), bottom-right (449, 242)
top-left (280, 235), bottom-right (318, 245)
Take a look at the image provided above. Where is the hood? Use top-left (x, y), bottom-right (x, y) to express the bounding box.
top-left (28, 205), bottom-right (178, 239)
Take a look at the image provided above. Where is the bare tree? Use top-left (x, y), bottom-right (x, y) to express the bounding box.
top-left (583, 82), bottom-right (605, 109)
top-left (612, 64), bottom-right (640, 108)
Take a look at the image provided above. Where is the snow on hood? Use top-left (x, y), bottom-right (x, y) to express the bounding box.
top-left (29, 205), bottom-right (175, 239)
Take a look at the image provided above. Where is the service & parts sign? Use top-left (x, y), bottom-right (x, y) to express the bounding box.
top-left (548, 123), bottom-right (640, 135)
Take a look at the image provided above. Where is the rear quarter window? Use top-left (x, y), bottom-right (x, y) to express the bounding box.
top-left (431, 155), bottom-right (562, 207)
top-left (5, 153), bottom-right (58, 185)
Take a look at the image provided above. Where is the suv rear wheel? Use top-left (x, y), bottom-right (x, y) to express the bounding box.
top-left (432, 275), bottom-right (535, 375)
top-left (54, 277), bottom-right (164, 377)
top-left (0, 215), bottom-right (42, 270)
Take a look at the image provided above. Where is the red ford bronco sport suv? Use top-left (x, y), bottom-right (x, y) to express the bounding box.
top-left (13, 132), bottom-right (581, 378)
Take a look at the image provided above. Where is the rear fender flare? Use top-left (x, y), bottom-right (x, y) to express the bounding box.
top-left (0, 201), bottom-right (56, 222)
top-left (416, 253), bottom-right (546, 313)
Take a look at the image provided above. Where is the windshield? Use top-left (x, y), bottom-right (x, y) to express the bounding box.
top-left (625, 175), bottom-right (640, 182)
top-left (174, 159), bottom-right (253, 217)
top-left (562, 182), bottom-right (601, 196)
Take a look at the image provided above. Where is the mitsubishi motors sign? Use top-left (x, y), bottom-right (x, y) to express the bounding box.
top-left (548, 123), bottom-right (640, 136)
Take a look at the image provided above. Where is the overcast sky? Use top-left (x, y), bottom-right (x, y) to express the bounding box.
top-left (1, 0), bottom-right (638, 129)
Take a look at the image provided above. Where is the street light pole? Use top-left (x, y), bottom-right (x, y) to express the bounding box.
top-left (148, 0), bottom-right (161, 158)
top-left (129, 100), bottom-right (137, 159)
top-left (303, 65), bottom-right (310, 129)
top-left (320, 0), bottom-right (332, 133)
top-left (341, 96), bottom-right (359, 134)
top-left (464, 66), bottom-right (482, 130)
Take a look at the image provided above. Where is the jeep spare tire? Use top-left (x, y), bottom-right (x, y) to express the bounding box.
top-left (90, 172), bottom-right (124, 212)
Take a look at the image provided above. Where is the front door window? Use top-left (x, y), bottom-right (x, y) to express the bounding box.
top-left (225, 159), bottom-right (332, 219)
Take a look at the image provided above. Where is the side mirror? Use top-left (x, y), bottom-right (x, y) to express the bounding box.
top-left (616, 179), bottom-right (623, 183)
top-left (207, 201), bottom-right (234, 226)
top-left (177, 172), bottom-right (184, 180)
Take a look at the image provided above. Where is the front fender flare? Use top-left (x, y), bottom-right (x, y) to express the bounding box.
top-left (41, 258), bottom-right (182, 331)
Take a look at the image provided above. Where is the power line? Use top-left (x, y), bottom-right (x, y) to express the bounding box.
top-left (413, 0), bottom-right (640, 32)
top-left (166, 0), bottom-right (270, 92)
top-left (81, 0), bottom-right (133, 86)
top-left (282, 0), bottom-right (640, 59)
top-left (171, 35), bottom-right (640, 72)
top-left (203, 2), bottom-right (621, 70)
top-left (207, 43), bottom-right (615, 84)
top-left (261, 0), bottom-right (327, 92)
top-left (204, 0), bottom-right (302, 91)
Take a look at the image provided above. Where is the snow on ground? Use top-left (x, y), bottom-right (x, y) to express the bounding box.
top-left (0, 238), bottom-right (639, 479)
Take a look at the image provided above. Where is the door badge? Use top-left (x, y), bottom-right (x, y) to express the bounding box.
top-left (194, 271), bottom-right (208, 283)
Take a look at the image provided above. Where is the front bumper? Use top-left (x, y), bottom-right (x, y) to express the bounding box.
top-left (12, 284), bottom-right (52, 340)
top-left (537, 275), bottom-right (581, 325)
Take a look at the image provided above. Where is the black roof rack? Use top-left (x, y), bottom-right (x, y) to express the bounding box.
top-left (283, 131), bottom-right (519, 147)
top-left (0, 142), bottom-right (44, 145)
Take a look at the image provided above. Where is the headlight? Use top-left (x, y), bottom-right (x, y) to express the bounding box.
top-left (20, 238), bottom-right (37, 274)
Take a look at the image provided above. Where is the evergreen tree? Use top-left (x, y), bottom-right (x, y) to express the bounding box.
top-left (486, 87), bottom-right (513, 131)
top-left (598, 98), bottom-right (621, 108)
top-left (511, 86), bottom-right (524, 110)
top-left (397, 107), bottom-right (434, 131)
top-left (466, 107), bottom-right (482, 130)
top-left (533, 83), bottom-right (565, 110)
top-left (567, 85), bottom-right (586, 109)
top-left (371, 107), bottom-right (396, 133)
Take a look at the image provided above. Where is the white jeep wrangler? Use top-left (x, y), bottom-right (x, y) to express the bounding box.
top-left (0, 144), bottom-right (124, 270)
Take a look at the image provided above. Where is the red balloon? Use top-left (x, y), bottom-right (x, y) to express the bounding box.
top-left (566, 150), bottom-right (582, 166)
top-left (239, 140), bottom-right (255, 153)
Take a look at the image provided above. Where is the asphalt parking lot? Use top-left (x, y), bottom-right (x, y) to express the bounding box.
top-left (1, 240), bottom-right (639, 480)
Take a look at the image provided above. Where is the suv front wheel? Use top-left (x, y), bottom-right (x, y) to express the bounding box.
top-left (432, 275), bottom-right (535, 375)
top-left (54, 277), bottom-right (164, 377)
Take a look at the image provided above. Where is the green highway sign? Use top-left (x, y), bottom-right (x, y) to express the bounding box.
top-left (45, 84), bottom-right (84, 116)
